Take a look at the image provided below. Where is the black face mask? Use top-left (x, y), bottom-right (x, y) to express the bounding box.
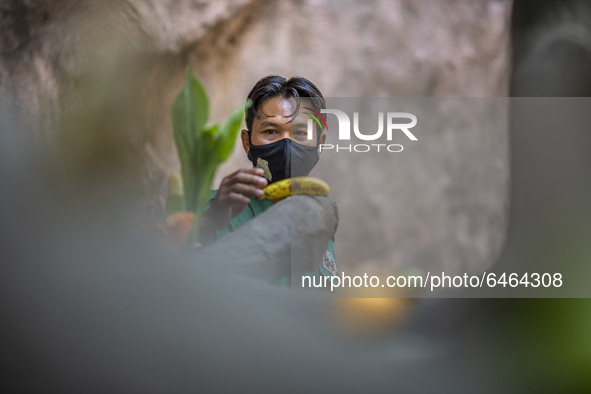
top-left (247, 138), bottom-right (319, 183)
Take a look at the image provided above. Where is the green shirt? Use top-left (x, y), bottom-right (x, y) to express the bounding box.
top-left (205, 190), bottom-right (337, 286)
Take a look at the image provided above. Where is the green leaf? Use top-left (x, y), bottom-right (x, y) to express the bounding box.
top-left (194, 124), bottom-right (218, 171)
top-left (171, 68), bottom-right (210, 213)
top-left (216, 99), bottom-right (251, 163)
top-left (171, 69), bottom-right (209, 151)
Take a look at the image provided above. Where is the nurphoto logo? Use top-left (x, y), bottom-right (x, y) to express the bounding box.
top-left (306, 108), bottom-right (418, 153)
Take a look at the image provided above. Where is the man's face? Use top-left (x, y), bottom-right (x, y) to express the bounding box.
top-left (241, 96), bottom-right (326, 153)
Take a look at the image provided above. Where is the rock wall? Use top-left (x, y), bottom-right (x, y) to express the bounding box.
top-left (0, 0), bottom-right (512, 273)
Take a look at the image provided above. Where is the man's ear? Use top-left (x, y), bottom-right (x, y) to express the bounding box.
top-left (241, 129), bottom-right (250, 154)
top-left (318, 133), bottom-right (327, 155)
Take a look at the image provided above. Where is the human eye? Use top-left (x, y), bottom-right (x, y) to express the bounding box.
top-left (293, 129), bottom-right (310, 140)
top-left (263, 129), bottom-right (276, 135)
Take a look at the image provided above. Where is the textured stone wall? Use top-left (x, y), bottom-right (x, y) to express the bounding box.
top-left (0, 0), bottom-right (512, 273)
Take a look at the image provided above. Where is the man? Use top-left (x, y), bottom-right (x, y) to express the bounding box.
top-left (198, 75), bottom-right (337, 285)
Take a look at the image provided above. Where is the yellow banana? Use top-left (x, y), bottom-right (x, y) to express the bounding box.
top-left (259, 176), bottom-right (330, 200)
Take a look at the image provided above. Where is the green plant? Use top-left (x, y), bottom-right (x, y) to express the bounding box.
top-left (171, 68), bottom-right (251, 245)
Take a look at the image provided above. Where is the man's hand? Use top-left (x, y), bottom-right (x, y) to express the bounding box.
top-left (213, 167), bottom-right (268, 220)
top-left (198, 167), bottom-right (268, 243)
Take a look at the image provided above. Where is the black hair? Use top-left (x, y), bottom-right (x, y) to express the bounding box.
top-left (245, 75), bottom-right (326, 135)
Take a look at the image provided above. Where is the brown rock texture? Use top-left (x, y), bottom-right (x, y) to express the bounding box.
top-left (0, 0), bottom-right (512, 274)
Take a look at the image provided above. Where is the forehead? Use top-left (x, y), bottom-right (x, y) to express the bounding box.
top-left (256, 96), bottom-right (298, 120)
top-left (254, 96), bottom-right (316, 123)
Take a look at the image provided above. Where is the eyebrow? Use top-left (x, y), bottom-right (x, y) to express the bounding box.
top-left (261, 119), bottom-right (306, 127)
top-left (257, 118), bottom-right (308, 129)
top-left (258, 120), bottom-right (284, 128)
